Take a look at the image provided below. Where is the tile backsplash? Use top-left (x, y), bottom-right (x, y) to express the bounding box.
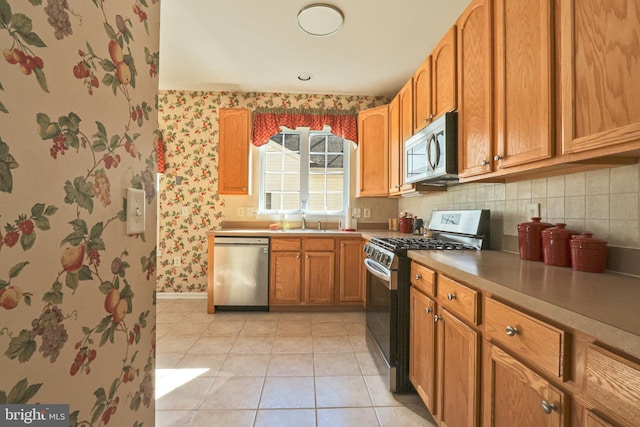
top-left (399, 164), bottom-right (640, 250)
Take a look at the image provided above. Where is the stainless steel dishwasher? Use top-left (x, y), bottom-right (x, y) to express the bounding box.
top-left (213, 237), bottom-right (269, 310)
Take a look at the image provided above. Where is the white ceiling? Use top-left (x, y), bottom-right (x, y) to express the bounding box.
top-left (159, 0), bottom-right (470, 99)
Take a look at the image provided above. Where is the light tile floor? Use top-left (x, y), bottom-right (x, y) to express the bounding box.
top-left (156, 298), bottom-right (437, 427)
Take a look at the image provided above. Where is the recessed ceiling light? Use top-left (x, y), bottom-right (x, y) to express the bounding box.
top-left (297, 3), bottom-right (344, 37)
top-left (298, 73), bottom-right (312, 81)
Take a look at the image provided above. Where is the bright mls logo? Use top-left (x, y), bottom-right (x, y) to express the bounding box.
top-left (0, 404), bottom-right (69, 426)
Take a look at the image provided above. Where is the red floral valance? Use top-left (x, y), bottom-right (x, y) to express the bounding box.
top-left (251, 108), bottom-right (358, 146)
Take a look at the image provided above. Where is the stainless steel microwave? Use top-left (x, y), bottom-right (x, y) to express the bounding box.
top-left (404, 111), bottom-right (458, 185)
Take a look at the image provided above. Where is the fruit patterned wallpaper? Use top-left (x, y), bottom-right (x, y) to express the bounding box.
top-left (157, 91), bottom-right (386, 293)
top-left (0, 1), bottom-right (158, 426)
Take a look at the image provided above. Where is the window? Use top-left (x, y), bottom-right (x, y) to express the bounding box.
top-left (259, 128), bottom-right (348, 215)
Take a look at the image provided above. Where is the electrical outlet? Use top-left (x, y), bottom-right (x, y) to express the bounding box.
top-left (181, 206), bottom-right (188, 217)
top-left (173, 257), bottom-right (181, 266)
top-left (526, 203), bottom-right (541, 219)
top-left (353, 208), bottom-right (361, 218)
top-left (237, 207), bottom-right (245, 217)
top-left (363, 208), bottom-right (371, 218)
top-left (246, 206), bottom-right (254, 217)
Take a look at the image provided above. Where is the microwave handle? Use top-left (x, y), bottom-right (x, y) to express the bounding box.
top-left (427, 133), bottom-right (439, 171)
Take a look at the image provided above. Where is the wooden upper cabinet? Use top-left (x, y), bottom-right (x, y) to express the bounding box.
top-left (494, 0), bottom-right (554, 169)
top-left (560, 0), bottom-right (640, 155)
top-left (457, 0), bottom-right (494, 178)
top-left (432, 26), bottom-right (458, 120)
top-left (413, 55), bottom-right (433, 134)
top-left (357, 105), bottom-right (389, 197)
top-left (218, 108), bottom-right (251, 194)
top-left (388, 95), bottom-right (401, 195)
top-left (399, 79), bottom-right (415, 192)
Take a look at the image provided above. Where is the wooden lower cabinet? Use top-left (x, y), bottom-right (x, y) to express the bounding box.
top-left (484, 343), bottom-right (567, 427)
top-left (584, 410), bottom-right (615, 427)
top-left (437, 307), bottom-right (479, 427)
top-left (304, 251), bottom-right (334, 304)
top-left (410, 287), bottom-right (437, 413)
top-left (337, 239), bottom-right (364, 304)
top-left (270, 238), bottom-right (335, 306)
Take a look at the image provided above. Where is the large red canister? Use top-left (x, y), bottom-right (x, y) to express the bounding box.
top-left (517, 217), bottom-right (553, 261)
top-left (570, 233), bottom-right (607, 273)
top-left (541, 223), bottom-right (578, 267)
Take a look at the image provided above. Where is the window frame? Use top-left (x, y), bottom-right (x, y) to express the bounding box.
top-left (257, 126), bottom-right (350, 217)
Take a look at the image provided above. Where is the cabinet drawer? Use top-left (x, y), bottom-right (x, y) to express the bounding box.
top-left (303, 238), bottom-right (335, 251)
top-left (584, 345), bottom-right (640, 426)
top-left (271, 238), bottom-right (301, 251)
top-left (437, 275), bottom-right (478, 324)
top-left (484, 297), bottom-right (567, 379)
top-left (411, 262), bottom-right (436, 297)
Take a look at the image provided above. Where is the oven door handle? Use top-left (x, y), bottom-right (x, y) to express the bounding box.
top-left (364, 258), bottom-right (392, 286)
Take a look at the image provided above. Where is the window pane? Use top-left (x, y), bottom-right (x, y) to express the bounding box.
top-left (264, 173), bottom-right (282, 192)
top-left (307, 193), bottom-right (324, 211)
top-left (282, 193), bottom-right (299, 210)
top-left (309, 154), bottom-right (326, 169)
top-left (310, 135), bottom-right (326, 153)
top-left (308, 175), bottom-right (326, 192)
top-left (326, 193), bottom-right (343, 211)
top-left (283, 173), bottom-right (300, 191)
top-left (284, 134), bottom-right (300, 152)
top-left (264, 152), bottom-right (282, 171)
top-left (326, 154), bottom-right (343, 169)
top-left (326, 175), bottom-right (343, 191)
top-left (327, 135), bottom-right (344, 153)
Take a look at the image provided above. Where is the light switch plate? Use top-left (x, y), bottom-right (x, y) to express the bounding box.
top-left (181, 206), bottom-right (189, 217)
top-left (363, 208), bottom-right (371, 218)
top-left (126, 188), bottom-right (145, 234)
top-left (353, 208), bottom-right (361, 218)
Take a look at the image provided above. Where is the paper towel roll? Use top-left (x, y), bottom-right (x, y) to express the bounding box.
top-left (344, 206), bottom-right (352, 230)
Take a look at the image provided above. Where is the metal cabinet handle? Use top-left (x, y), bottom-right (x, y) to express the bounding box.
top-left (505, 325), bottom-right (519, 336)
top-left (341, 243), bottom-right (345, 247)
top-left (480, 159), bottom-right (489, 166)
top-left (494, 155), bottom-right (503, 161)
top-left (434, 314), bottom-right (442, 322)
top-left (447, 292), bottom-right (456, 301)
top-left (306, 255), bottom-right (310, 259)
top-left (415, 273), bottom-right (422, 280)
top-left (296, 255), bottom-right (301, 259)
top-left (425, 307), bottom-right (432, 314)
top-left (541, 400), bottom-right (557, 415)
top-left (429, 114), bottom-right (434, 119)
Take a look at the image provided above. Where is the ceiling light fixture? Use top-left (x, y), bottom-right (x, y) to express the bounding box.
top-left (298, 73), bottom-right (312, 81)
top-left (297, 3), bottom-right (344, 37)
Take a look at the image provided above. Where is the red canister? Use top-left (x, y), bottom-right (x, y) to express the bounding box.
top-left (517, 217), bottom-right (553, 261)
top-left (398, 217), bottom-right (413, 234)
top-left (541, 223), bottom-right (578, 267)
top-left (570, 233), bottom-right (607, 273)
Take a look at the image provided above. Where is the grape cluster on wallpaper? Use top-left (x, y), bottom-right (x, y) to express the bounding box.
top-left (0, 1), bottom-right (159, 426)
top-left (157, 91), bottom-right (387, 293)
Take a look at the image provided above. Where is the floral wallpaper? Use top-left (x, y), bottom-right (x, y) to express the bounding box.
top-left (0, 1), bottom-right (158, 426)
top-left (157, 91), bottom-right (387, 293)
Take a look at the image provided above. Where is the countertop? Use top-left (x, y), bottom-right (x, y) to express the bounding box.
top-left (208, 229), bottom-right (413, 239)
top-left (408, 250), bottom-right (640, 359)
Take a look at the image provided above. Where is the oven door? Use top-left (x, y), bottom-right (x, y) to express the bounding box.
top-left (364, 258), bottom-right (398, 391)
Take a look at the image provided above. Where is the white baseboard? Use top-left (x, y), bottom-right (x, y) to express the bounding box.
top-left (156, 292), bottom-right (207, 300)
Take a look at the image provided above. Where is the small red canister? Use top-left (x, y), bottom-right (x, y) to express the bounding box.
top-left (541, 223), bottom-right (578, 267)
top-left (570, 233), bottom-right (607, 273)
top-left (517, 217), bottom-right (553, 261)
top-left (399, 217), bottom-right (413, 233)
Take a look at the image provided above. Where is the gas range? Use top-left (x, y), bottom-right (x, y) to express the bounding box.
top-left (364, 209), bottom-right (491, 270)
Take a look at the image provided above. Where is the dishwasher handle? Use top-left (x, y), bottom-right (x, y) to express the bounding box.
top-left (214, 237), bottom-right (270, 246)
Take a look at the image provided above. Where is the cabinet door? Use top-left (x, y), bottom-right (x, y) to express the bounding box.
top-left (305, 251), bottom-right (335, 304)
top-left (584, 410), bottom-right (614, 427)
top-left (357, 105), bottom-right (389, 197)
top-left (338, 239), bottom-right (364, 303)
top-left (399, 79), bottom-right (415, 192)
top-left (413, 55), bottom-right (433, 133)
top-left (560, 0), bottom-right (640, 154)
top-left (457, 0), bottom-right (494, 178)
top-left (269, 252), bottom-right (301, 304)
top-left (410, 288), bottom-right (437, 414)
top-left (218, 108), bottom-right (251, 194)
top-left (494, 0), bottom-right (553, 168)
top-left (437, 308), bottom-right (479, 427)
top-left (388, 95), bottom-right (401, 195)
top-left (432, 26), bottom-right (457, 120)
top-left (485, 344), bottom-right (566, 427)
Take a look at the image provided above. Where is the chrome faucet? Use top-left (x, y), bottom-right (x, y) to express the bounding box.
top-left (301, 213), bottom-right (306, 230)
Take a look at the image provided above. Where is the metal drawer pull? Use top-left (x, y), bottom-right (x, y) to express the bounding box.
top-left (541, 400), bottom-right (557, 415)
top-left (434, 314), bottom-right (442, 322)
top-left (425, 307), bottom-right (432, 314)
top-left (447, 292), bottom-right (456, 301)
top-left (505, 325), bottom-right (519, 336)
top-left (480, 159), bottom-right (489, 166)
top-left (415, 274), bottom-right (422, 280)
top-left (493, 154), bottom-right (503, 161)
